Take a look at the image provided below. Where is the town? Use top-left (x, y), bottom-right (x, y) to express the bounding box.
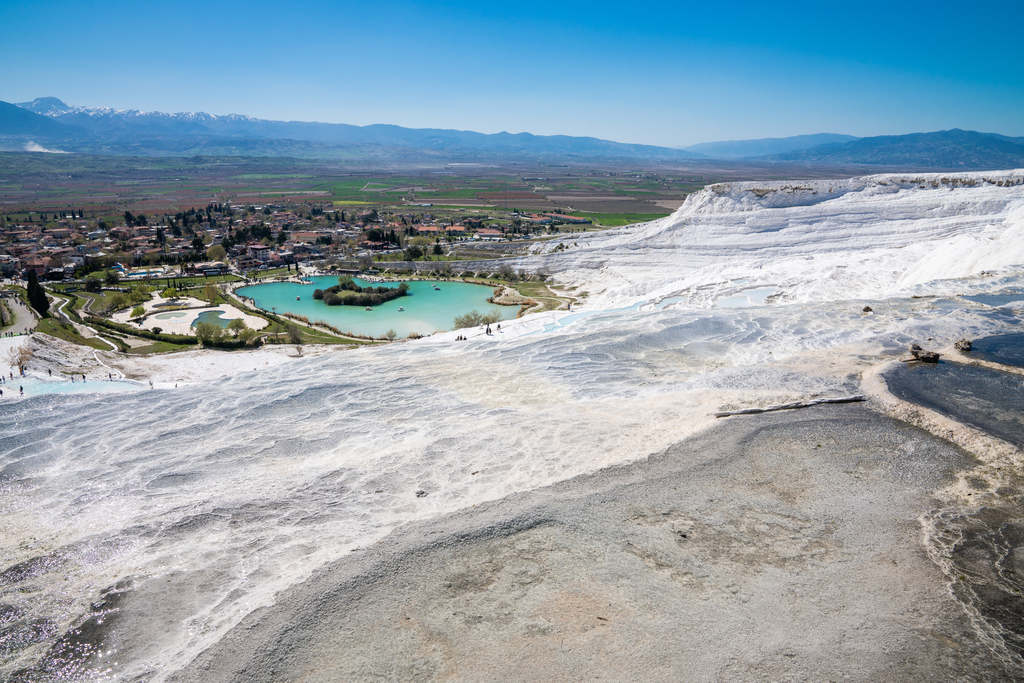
top-left (0, 203), bottom-right (592, 281)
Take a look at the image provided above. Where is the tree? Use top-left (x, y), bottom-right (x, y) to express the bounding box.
top-left (286, 324), bottom-right (303, 344)
top-left (25, 270), bottom-right (49, 318)
top-left (85, 276), bottom-right (102, 292)
top-left (385, 328), bottom-right (397, 340)
top-left (195, 321), bottom-right (223, 345)
top-left (204, 283), bottom-right (218, 304)
top-left (5, 343), bottom-right (33, 373)
top-left (238, 328), bottom-right (258, 346)
top-left (130, 305), bottom-right (145, 319)
top-left (105, 270), bottom-right (120, 286)
top-left (226, 317), bottom-right (247, 336)
top-left (454, 310), bottom-right (485, 329)
top-left (106, 292), bottom-right (131, 313)
top-left (433, 243), bottom-right (443, 256)
top-left (206, 244), bottom-right (227, 262)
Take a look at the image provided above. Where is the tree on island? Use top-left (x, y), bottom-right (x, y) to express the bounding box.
top-left (313, 278), bottom-right (409, 307)
top-left (25, 270), bottom-right (50, 318)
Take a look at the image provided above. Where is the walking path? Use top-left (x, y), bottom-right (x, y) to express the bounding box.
top-left (1, 295), bottom-right (38, 336)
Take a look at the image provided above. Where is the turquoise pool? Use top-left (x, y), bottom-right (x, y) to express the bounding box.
top-left (191, 310), bottom-right (233, 328)
top-left (236, 276), bottom-right (513, 337)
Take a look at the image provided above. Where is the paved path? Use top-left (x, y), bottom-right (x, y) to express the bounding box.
top-left (1, 295), bottom-right (37, 336)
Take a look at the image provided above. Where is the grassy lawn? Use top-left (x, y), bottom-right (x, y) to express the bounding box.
top-left (513, 281), bottom-right (573, 312)
top-left (582, 212), bottom-right (671, 227)
top-left (125, 341), bottom-right (193, 354)
top-left (35, 317), bottom-right (113, 351)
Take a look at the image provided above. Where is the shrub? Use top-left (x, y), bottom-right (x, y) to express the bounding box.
top-left (454, 310), bottom-right (485, 329)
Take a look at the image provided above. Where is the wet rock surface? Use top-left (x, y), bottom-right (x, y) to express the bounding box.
top-left (883, 361), bottom-right (1024, 448)
top-left (175, 405), bottom-right (1015, 682)
top-left (970, 333), bottom-right (1024, 368)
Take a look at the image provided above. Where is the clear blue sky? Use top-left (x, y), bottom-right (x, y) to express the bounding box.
top-left (3, 0), bottom-right (1022, 146)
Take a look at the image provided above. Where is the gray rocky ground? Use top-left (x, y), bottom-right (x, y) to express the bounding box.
top-left (174, 404), bottom-right (1015, 682)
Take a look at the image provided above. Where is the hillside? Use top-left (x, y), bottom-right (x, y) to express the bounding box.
top-left (772, 129), bottom-right (1024, 169)
top-left (0, 100), bottom-right (81, 138)
top-left (684, 133), bottom-right (859, 158)
top-left (529, 170), bottom-right (1024, 308)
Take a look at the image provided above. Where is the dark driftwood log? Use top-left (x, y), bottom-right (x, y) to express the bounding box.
top-left (714, 395), bottom-right (866, 418)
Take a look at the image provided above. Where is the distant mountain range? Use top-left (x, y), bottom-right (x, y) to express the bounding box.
top-left (2, 97), bottom-right (1024, 169)
top-left (769, 129), bottom-right (1024, 168)
top-left (3, 97), bottom-right (705, 161)
top-left (682, 133), bottom-right (860, 159)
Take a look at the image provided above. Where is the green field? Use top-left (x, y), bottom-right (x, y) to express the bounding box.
top-left (583, 212), bottom-right (672, 226)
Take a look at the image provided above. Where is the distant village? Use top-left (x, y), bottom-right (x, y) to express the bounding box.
top-left (0, 203), bottom-right (590, 280)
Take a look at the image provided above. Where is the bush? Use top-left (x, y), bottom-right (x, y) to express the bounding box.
top-left (131, 305), bottom-right (145, 319)
top-left (454, 310), bottom-right (484, 329)
top-left (194, 321), bottom-right (223, 344)
top-left (312, 288), bottom-right (324, 300)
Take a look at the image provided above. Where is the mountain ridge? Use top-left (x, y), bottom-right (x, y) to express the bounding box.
top-left (683, 133), bottom-right (860, 158)
top-left (769, 129), bottom-right (1024, 168)
top-left (6, 98), bottom-right (1024, 169)
top-left (10, 97), bottom-right (705, 161)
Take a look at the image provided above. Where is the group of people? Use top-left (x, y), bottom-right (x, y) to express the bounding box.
top-left (0, 374), bottom-right (21, 397)
top-left (455, 322), bottom-right (503, 341)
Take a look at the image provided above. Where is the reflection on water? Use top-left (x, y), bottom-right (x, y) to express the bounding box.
top-left (971, 334), bottom-right (1024, 368)
top-left (884, 361), bottom-right (1024, 447)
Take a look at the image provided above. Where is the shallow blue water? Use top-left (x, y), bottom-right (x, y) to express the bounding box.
top-left (0, 376), bottom-right (142, 398)
top-left (970, 334), bottom-right (1024, 368)
top-left (237, 277), bottom-right (513, 337)
top-left (192, 310), bottom-right (232, 328)
top-left (884, 361), bottom-right (1024, 448)
top-left (963, 292), bottom-right (1024, 308)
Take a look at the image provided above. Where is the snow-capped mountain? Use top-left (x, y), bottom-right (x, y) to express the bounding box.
top-left (9, 97), bottom-right (703, 159)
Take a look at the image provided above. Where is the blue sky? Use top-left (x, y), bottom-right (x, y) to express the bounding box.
top-left (3, 0), bottom-right (1022, 146)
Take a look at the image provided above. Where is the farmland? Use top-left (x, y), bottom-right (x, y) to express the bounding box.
top-left (0, 152), bottom-right (867, 227)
